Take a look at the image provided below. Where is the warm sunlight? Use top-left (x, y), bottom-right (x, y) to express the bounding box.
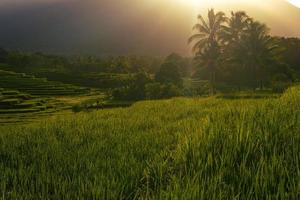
top-left (176, 0), bottom-right (225, 7)
top-left (178, 0), bottom-right (201, 7)
top-left (176, 0), bottom-right (243, 7)
top-left (287, 0), bottom-right (300, 8)
top-left (1, 0), bottom-right (300, 199)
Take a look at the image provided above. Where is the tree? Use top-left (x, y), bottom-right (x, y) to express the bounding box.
top-left (155, 61), bottom-right (182, 86)
top-left (165, 53), bottom-right (193, 77)
top-left (221, 11), bottom-right (251, 45)
top-left (233, 21), bottom-right (281, 89)
top-left (277, 37), bottom-right (300, 72)
top-left (189, 9), bottom-right (226, 95)
top-left (219, 11), bottom-right (252, 88)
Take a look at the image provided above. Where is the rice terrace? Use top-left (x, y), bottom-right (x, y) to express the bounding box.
top-left (0, 0), bottom-right (300, 199)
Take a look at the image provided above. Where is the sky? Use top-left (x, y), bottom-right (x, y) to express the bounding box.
top-left (0, 0), bottom-right (299, 56)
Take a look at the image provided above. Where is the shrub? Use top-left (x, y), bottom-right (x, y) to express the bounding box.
top-left (271, 74), bottom-right (293, 93)
top-left (145, 83), bottom-right (163, 99)
top-left (111, 72), bottom-right (151, 101)
top-left (145, 82), bottom-right (182, 99)
top-left (111, 87), bottom-right (131, 101)
top-left (71, 104), bottom-right (83, 113)
top-left (164, 83), bottom-right (182, 97)
top-left (155, 62), bottom-right (182, 86)
top-left (271, 81), bottom-right (291, 93)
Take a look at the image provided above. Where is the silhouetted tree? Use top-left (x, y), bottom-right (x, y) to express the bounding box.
top-left (189, 9), bottom-right (226, 94)
top-left (233, 21), bottom-right (281, 88)
top-left (221, 11), bottom-right (251, 44)
top-left (220, 11), bottom-right (252, 88)
top-left (278, 37), bottom-right (300, 72)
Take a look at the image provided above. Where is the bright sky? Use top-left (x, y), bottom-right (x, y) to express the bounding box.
top-left (0, 0), bottom-right (299, 55)
top-left (175, 0), bottom-right (300, 36)
top-left (1, 0), bottom-right (299, 37)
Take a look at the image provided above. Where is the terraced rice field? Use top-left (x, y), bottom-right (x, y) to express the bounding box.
top-left (0, 70), bottom-right (89, 96)
top-left (0, 88), bottom-right (71, 124)
top-left (0, 69), bottom-right (96, 125)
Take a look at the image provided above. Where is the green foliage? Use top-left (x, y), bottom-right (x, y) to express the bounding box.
top-left (271, 81), bottom-right (292, 93)
top-left (0, 51), bottom-right (166, 90)
top-left (111, 72), bottom-right (151, 101)
top-left (145, 83), bottom-right (182, 99)
top-left (278, 37), bottom-right (300, 72)
top-left (165, 53), bottom-right (193, 77)
top-left (190, 10), bottom-right (299, 91)
top-left (71, 104), bottom-right (83, 113)
top-left (155, 61), bottom-right (182, 86)
top-left (0, 86), bottom-right (299, 199)
top-left (183, 78), bottom-right (210, 96)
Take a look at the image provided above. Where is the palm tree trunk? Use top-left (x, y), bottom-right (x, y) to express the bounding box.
top-left (210, 69), bottom-right (216, 95)
top-left (260, 80), bottom-right (263, 90)
top-left (213, 71), bottom-right (216, 95)
top-left (251, 65), bottom-right (256, 91)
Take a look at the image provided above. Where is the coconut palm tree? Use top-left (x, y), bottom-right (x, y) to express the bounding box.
top-left (221, 11), bottom-right (251, 44)
top-left (219, 11), bottom-right (252, 89)
top-left (233, 21), bottom-right (280, 89)
top-left (188, 9), bottom-right (226, 95)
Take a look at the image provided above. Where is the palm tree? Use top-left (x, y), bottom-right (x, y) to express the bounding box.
top-left (233, 21), bottom-right (280, 89)
top-left (220, 11), bottom-right (252, 89)
top-left (188, 9), bottom-right (226, 95)
top-left (221, 11), bottom-right (251, 44)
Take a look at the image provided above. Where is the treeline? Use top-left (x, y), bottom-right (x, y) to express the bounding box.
top-left (0, 10), bottom-right (300, 100)
top-left (0, 49), bottom-right (193, 91)
top-left (111, 54), bottom-right (186, 101)
top-left (0, 49), bottom-right (193, 76)
top-left (189, 10), bottom-right (300, 93)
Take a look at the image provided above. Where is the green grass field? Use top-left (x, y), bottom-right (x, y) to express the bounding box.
top-left (0, 86), bottom-right (299, 199)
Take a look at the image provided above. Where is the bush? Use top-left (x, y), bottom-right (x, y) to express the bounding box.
top-left (155, 62), bottom-right (182, 86)
top-left (145, 83), bottom-right (182, 99)
top-left (111, 87), bottom-right (131, 101)
top-left (71, 104), bottom-right (83, 113)
top-left (164, 83), bottom-right (182, 98)
top-left (145, 83), bottom-right (163, 99)
top-left (111, 72), bottom-right (151, 101)
top-left (271, 74), bottom-right (293, 93)
top-left (271, 81), bottom-right (291, 93)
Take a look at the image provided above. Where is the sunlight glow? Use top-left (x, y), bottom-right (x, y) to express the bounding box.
top-left (287, 0), bottom-right (300, 8)
top-left (185, 0), bottom-right (201, 6)
top-left (176, 0), bottom-right (201, 7)
top-left (176, 0), bottom-right (228, 7)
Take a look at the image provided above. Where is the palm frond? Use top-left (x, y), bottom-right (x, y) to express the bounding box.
top-left (192, 39), bottom-right (208, 53)
top-left (197, 14), bottom-right (209, 31)
top-left (192, 24), bottom-right (209, 34)
top-left (188, 33), bottom-right (207, 44)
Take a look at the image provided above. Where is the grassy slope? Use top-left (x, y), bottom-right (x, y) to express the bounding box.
top-left (0, 87), bottom-right (299, 199)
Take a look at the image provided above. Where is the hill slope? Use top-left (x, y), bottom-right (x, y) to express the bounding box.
top-left (0, 69), bottom-right (89, 96)
top-left (0, 87), bottom-right (299, 199)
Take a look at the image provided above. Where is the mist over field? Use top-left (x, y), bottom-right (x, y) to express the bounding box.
top-left (0, 0), bottom-right (299, 55)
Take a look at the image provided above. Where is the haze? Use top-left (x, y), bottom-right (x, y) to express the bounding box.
top-left (0, 0), bottom-right (299, 55)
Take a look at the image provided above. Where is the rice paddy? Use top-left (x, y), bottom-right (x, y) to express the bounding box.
top-left (0, 86), bottom-right (299, 199)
